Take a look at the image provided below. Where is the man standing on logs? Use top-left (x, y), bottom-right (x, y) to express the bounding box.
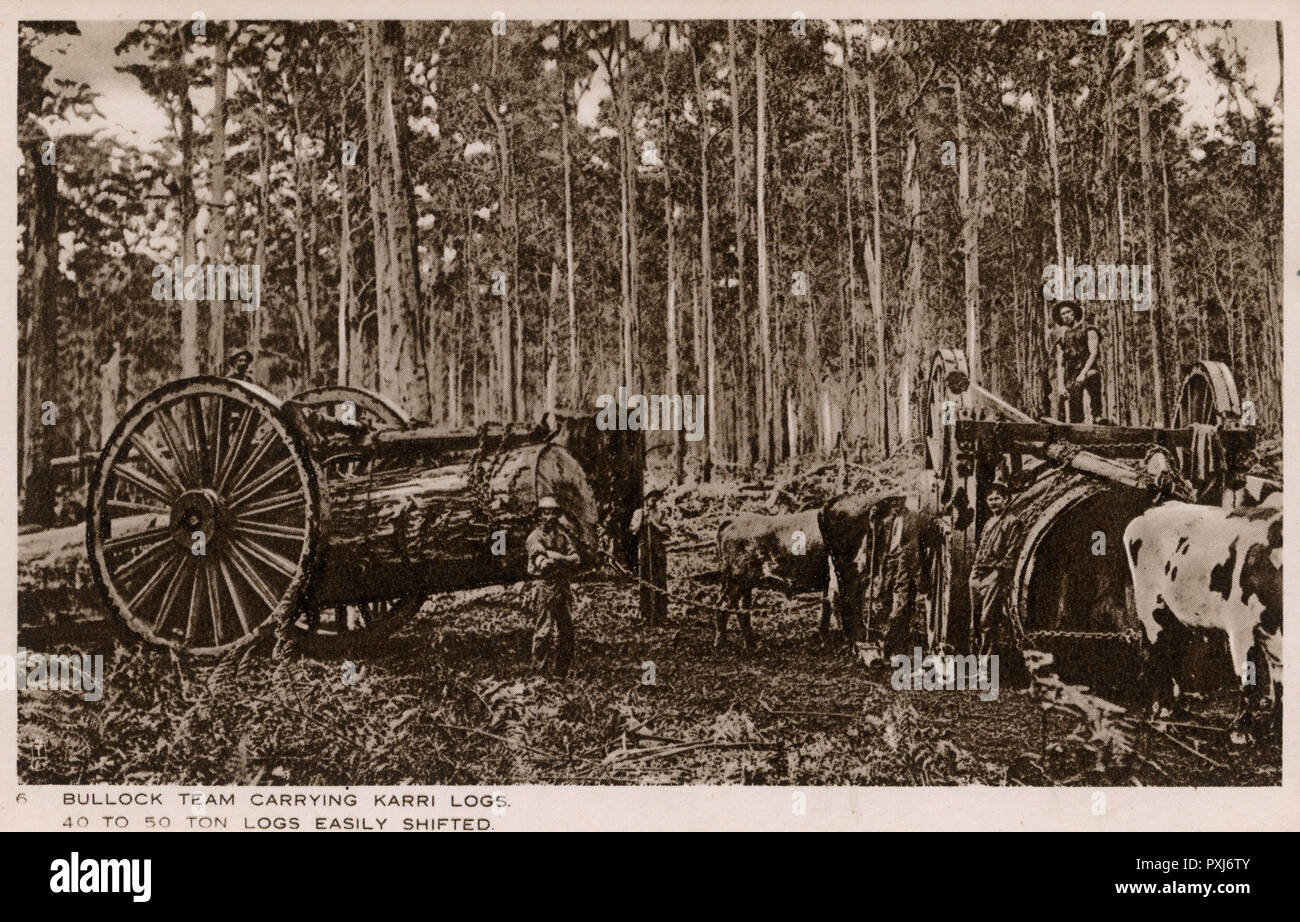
top-left (1050, 304), bottom-right (1103, 424)
top-left (526, 496), bottom-right (584, 679)
top-left (630, 486), bottom-right (670, 625)
top-left (969, 478), bottom-right (1025, 660)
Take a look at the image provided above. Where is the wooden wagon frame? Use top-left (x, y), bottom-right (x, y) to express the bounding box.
top-left (919, 348), bottom-right (1262, 655)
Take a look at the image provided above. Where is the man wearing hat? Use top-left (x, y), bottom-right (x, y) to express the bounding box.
top-left (1049, 303), bottom-right (1102, 424)
top-left (525, 495), bottom-right (583, 678)
top-left (226, 349), bottom-right (255, 382)
top-left (630, 486), bottom-right (671, 624)
top-left (969, 476), bottom-right (1025, 658)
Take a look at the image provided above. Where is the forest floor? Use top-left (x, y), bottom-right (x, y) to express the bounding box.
top-left (17, 444), bottom-right (1282, 787)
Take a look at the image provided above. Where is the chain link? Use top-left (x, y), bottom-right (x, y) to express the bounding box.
top-left (1023, 628), bottom-right (1144, 646)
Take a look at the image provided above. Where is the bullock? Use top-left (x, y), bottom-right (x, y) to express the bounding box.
top-left (714, 510), bottom-right (830, 651)
top-left (1123, 497), bottom-right (1282, 735)
top-left (819, 494), bottom-right (922, 644)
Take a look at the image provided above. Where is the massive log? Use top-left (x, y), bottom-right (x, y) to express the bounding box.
top-left (309, 442), bottom-right (596, 607)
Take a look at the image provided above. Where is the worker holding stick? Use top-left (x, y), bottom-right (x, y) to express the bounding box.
top-left (630, 486), bottom-right (671, 625)
top-left (526, 495), bottom-right (583, 679)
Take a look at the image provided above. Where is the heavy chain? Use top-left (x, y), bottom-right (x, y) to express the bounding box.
top-left (1023, 628), bottom-right (1145, 646)
top-left (596, 548), bottom-right (824, 618)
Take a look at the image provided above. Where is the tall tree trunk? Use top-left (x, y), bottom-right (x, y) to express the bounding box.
top-left (178, 30), bottom-right (199, 378)
top-left (363, 21), bottom-right (427, 418)
top-left (1134, 20), bottom-right (1168, 424)
top-left (727, 20), bottom-right (752, 467)
top-left (861, 24), bottom-right (890, 453)
top-left (690, 32), bottom-right (716, 480)
top-left (662, 25), bottom-right (685, 484)
top-left (754, 23), bottom-right (774, 473)
top-left (21, 139), bottom-right (59, 525)
top-left (560, 22), bottom-right (580, 406)
top-left (206, 21), bottom-right (228, 373)
top-left (338, 72), bottom-right (352, 386)
top-left (956, 78), bottom-right (986, 394)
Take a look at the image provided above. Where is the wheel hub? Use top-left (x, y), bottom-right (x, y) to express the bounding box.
top-left (170, 489), bottom-right (226, 550)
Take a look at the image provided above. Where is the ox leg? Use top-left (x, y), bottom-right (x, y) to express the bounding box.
top-left (1226, 621), bottom-right (1265, 744)
top-left (738, 590), bottom-right (756, 653)
top-left (1138, 601), bottom-right (1186, 719)
top-left (713, 597), bottom-right (729, 651)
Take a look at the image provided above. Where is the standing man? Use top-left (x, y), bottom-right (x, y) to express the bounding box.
top-left (526, 495), bottom-right (583, 678)
top-left (1050, 303), bottom-right (1102, 423)
top-left (969, 478), bottom-right (1025, 659)
top-left (630, 486), bottom-right (671, 625)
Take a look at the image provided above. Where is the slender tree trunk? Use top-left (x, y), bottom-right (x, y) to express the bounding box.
top-left (206, 21), bottom-right (229, 372)
top-left (1134, 20), bottom-right (1167, 424)
top-left (662, 26), bottom-right (685, 484)
top-left (560, 22), bottom-right (580, 406)
top-left (727, 20), bottom-right (752, 467)
top-left (21, 139), bottom-right (59, 525)
top-left (178, 30), bottom-right (199, 378)
top-left (754, 23), bottom-right (774, 473)
top-left (338, 77), bottom-right (352, 386)
top-left (691, 32), bottom-right (716, 480)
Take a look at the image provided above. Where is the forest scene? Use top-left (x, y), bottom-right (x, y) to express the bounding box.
top-left (15, 19), bottom-right (1283, 789)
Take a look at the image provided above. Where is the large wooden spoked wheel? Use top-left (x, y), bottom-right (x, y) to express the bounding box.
top-left (87, 377), bottom-right (322, 656)
top-left (1172, 360), bottom-right (1242, 496)
top-left (288, 385), bottom-right (425, 648)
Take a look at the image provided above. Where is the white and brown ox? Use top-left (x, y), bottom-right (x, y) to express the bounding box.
top-left (1123, 496), bottom-right (1282, 733)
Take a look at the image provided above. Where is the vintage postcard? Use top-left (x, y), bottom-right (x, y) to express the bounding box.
top-left (2, 0), bottom-right (1297, 836)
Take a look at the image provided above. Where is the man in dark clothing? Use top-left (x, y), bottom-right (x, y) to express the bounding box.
top-left (969, 480), bottom-right (1025, 657)
top-left (630, 486), bottom-right (670, 625)
top-left (1050, 303), bottom-right (1102, 423)
top-left (525, 495), bottom-right (583, 678)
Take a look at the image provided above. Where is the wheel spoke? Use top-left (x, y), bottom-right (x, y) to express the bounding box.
top-left (153, 404), bottom-right (200, 488)
top-left (237, 490), bottom-right (305, 520)
top-left (152, 556), bottom-right (190, 633)
top-left (224, 540), bottom-right (281, 612)
top-left (185, 395), bottom-right (212, 485)
top-left (113, 537), bottom-right (174, 584)
top-left (106, 498), bottom-right (170, 518)
top-left (185, 566), bottom-right (203, 643)
top-left (233, 520), bottom-right (306, 542)
top-left (228, 457), bottom-right (295, 509)
top-left (233, 535), bottom-right (299, 579)
top-left (129, 433), bottom-right (186, 498)
top-left (204, 563), bottom-right (224, 646)
top-left (225, 428), bottom-right (281, 498)
top-left (214, 406), bottom-right (259, 493)
top-left (217, 555), bottom-right (253, 636)
top-left (103, 525), bottom-right (172, 555)
top-left (128, 549), bottom-right (180, 611)
top-left (112, 463), bottom-right (176, 505)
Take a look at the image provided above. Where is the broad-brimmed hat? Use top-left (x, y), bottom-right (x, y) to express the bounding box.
top-left (643, 485), bottom-right (665, 502)
top-left (537, 495), bottom-right (561, 511)
top-left (228, 348), bottom-right (254, 364)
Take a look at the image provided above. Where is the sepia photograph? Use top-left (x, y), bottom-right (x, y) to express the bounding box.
top-left (10, 9), bottom-right (1286, 804)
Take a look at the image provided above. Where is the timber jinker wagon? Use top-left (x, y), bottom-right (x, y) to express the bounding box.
top-left (86, 378), bottom-right (643, 656)
top-left (920, 348), bottom-right (1267, 679)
